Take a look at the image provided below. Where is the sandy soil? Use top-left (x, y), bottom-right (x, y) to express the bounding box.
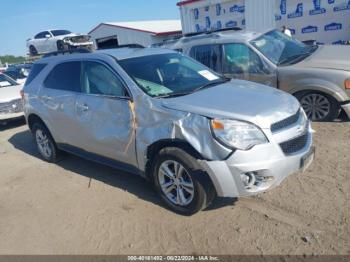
top-left (0, 119), bottom-right (349, 255)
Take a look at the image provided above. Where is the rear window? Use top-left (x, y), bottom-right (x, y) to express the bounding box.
top-left (25, 63), bottom-right (46, 85)
top-left (44, 62), bottom-right (81, 92)
top-left (190, 45), bottom-right (223, 73)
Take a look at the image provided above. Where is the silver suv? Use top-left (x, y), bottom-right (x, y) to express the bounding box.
top-left (23, 48), bottom-right (314, 215)
top-left (161, 29), bottom-right (350, 122)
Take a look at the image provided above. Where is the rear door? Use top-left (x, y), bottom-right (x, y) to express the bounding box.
top-left (38, 61), bottom-right (82, 146)
top-left (222, 43), bottom-right (277, 87)
top-left (74, 60), bottom-right (137, 167)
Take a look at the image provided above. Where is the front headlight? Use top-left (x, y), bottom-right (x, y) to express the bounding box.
top-left (210, 119), bottom-right (268, 150)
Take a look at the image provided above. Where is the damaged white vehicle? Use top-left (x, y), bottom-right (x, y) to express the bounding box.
top-left (27, 30), bottom-right (93, 56)
top-left (23, 48), bottom-right (314, 215)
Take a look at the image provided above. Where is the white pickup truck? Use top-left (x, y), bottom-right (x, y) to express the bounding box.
top-left (26, 29), bottom-right (93, 56)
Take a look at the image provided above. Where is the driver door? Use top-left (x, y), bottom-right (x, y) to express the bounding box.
top-left (74, 60), bottom-right (137, 167)
top-left (222, 43), bottom-right (277, 87)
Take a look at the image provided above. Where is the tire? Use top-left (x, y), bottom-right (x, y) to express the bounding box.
top-left (32, 122), bottom-right (60, 163)
top-left (151, 147), bottom-right (215, 216)
top-left (29, 45), bottom-right (38, 56)
top-left (57, 40), bottom-right (67, 51)
top-left (296, 91), bottom-right (340, 122)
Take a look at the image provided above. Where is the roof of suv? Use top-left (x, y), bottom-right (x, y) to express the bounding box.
top-left (36, 47), bottom-right (178, 64)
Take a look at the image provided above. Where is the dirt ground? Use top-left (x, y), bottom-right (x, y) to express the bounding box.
top-left (0, 118), bottom-right (349, 255)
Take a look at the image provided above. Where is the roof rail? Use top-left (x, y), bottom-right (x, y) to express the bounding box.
top-left (43, 48), bottom-right (92, 58)
top-left (98, 44), bottom-right (145, 50)
top-left (184, 27), bottom-right (242, 37)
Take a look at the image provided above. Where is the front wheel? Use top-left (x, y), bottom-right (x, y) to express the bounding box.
top-left (151, 147), bottom-right (215, 216)
top-left (296, 92), bottom-right (340, 122)
top-left (29, 45), bottom-right (38, 56)
top-left (57, 40), bottom-right (67, 51)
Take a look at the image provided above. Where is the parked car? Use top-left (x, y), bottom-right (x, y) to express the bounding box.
top-left (4, 64), bottom-right (32, 85)
top-left (160, 29), bottom-right (350, 122)
top-left (23, 48), bottom-right (314, 215)
top-left (0, 73), bottom-right (24, 123)
top-left (27, 29), bottom-right (93, 56)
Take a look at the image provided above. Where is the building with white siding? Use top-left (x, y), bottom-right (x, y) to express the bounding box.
top-left (177, 0), bottom-right (350, 44)
top-left (89, 20), bottom-right (182, 49)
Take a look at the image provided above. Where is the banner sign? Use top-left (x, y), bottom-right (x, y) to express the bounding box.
top-left (186, 0), bottom-right (349, 44)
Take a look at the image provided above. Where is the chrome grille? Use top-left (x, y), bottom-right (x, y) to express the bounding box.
top-left (0, 99), bottom-right (23, 114)
top-left (271, 109), bottom-right (301, 133)
top-left (280, 132), bottom-right (309, 155)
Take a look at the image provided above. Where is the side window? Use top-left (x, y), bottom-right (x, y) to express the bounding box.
top-left (44, 62), bottom-right (81, 92)
top-left (25, 63), bottom-right (47, 85)
top-left (190, 45), bottom-right (222, 72)
top-left (82, 61), bottom-right (126, 97)
top-left (223, 43), bottom-right (264, 74)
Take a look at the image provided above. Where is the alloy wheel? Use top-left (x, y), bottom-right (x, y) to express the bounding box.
top-left (158, 160), bottom-right (195, 206)
top-left (300, 93), bottom-right (331, 121)
top-left (36, 129), bottom-right (52, 159)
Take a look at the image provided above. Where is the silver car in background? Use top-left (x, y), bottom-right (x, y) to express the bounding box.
top-left (23, 48), bottom-right (314, 215)
top-left (161, 29), bottom-right (350, 122)
top-left (0, 73), bottom-right (24, 123)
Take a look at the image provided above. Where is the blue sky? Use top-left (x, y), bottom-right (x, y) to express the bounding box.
top-left (0, 0), bottom-right (180, 56)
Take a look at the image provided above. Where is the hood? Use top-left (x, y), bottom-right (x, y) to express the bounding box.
top-left (297, 45), bottom-right (350, 71)
top-left (161, 80), bottom-right (300, 129)
top-left (0, 84), bottom-right (22, 103)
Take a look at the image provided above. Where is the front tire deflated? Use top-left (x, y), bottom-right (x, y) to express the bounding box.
top-left (151, 147), bottom-right (216, 216)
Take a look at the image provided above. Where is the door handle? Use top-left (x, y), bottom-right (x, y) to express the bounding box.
top-left (77, 103), bottom-right (89, 112)
top-left (40, 95), bottom-right (52, 102)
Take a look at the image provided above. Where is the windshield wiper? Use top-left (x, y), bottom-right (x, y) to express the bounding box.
top-left (156, 78), bottom-right (229, 99)
top-left (192, 78), bottom-right (230, 93)
top-left (278, 46), bottom-right (318, 66)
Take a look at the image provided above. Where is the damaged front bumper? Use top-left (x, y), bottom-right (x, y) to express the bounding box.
top-left (198, 128), bottom-right (314, 198)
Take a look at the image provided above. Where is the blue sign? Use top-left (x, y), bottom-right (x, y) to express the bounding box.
top-left (216, 4), bottom-right (222, 16)
top-left (334, 1), bottom-right (350, 11)
top-left (288, 3), bottom-right (303, 18)
top-left (229, 5), bottom-right (245, 13)
top-left (225, 20), bottom-right (238, 28)
top-left (324, 22), bottom-right (342, 31)
top-left (302, 25), bottom-right (318, 33)
top-left (280, 0), bottom-right (287, 15)
top-left (205, 16), bottom-right (211, 29)
top-left (194, 8), bottom-right (199, 20)
top-left (309, 0), bottom-right (326, 15)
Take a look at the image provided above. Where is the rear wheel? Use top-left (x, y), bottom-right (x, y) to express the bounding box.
top-left (29, 45), bottom-right (38, 56)
top-left (32, 122), bottom-right (60, 163)
top-left (296, 92), bottom-right (340, 122)
top-left (151, 147), bottom-right (215, 216)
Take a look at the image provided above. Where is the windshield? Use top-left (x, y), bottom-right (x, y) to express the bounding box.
top-left (51, 30), bottom-right (71, 36)
top-left (118, 53), bottom-right (226, 98)
top-left (250, 30), bottom-right (317, 65)
top-left (0, 74), bottom-right (17, 88)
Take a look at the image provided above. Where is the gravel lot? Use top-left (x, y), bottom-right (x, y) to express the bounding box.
top-left (0, 118), bottom-right (349, 255)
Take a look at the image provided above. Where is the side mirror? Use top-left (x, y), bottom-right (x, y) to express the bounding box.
top-left (45, 34), bottom-right (51, 38)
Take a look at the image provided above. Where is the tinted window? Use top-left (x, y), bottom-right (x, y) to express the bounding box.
top-left (25, 63), bottom-right (46, 86)
top-left (0, 74), bottom-right (17, 87)
top-left (44, 62), bottom-right (81, 92)
top-left (223, 44), bottom-right (264, 74)
top-left (190, 45), bottom-right (222, 72)
top-left (51, 30), bottom-right (71, 36)
top-left (82, 61), bottom-right (126, 97)
top-left (35, 31), bottom-right (50, 39)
